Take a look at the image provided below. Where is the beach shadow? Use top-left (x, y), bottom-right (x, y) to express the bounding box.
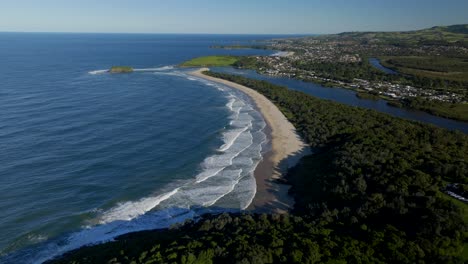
top-left (250, 145), bottom-right (312, 214)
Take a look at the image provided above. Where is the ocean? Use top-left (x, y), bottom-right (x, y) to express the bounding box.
top-left (0, 33), bottom-right (280, 263)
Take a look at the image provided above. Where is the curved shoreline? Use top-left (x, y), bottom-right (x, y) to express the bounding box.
top-left (190, 68), bottom-right (310, 213)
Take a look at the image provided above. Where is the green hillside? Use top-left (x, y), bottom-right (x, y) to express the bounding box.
top-left (336, 24), bottom-right (468, 45)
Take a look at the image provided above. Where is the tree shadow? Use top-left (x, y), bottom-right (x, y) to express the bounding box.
top-left (249, 145), bottom-right (312, 214)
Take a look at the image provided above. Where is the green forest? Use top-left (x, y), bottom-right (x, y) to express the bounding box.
top-left (50, 72), bottom-right (468, 264)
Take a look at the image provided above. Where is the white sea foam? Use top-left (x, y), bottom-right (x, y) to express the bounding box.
top-left (194, 167), bottom-right (226, 184)
top-left (171, 169), bottom-right (244, 208)
top-left (236, 175), bottom-right (258, 210)
top-left (133, 66), bottom-right (174, 72)
top-left (197, 80), bottom-right (226, 91)
top-left (218, 125), bottom-right (251, 152)
top-left (202, 170), bottom-right (243, 207)
top-left (226, 98), bottom-right (235, 111)
top-left (99, 187), bottom-right (180, 224)
top-left (153, 71), bottom-right (186, 78)
top-left (12, 207), bottom-right (203, 264)
top-left (195, 131), bottom-right (253, 183)
top-left (88, 69), bottom-right (108, 75)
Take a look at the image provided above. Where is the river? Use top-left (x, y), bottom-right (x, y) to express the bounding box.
top-left (211, 67), bottom-right (468, 134)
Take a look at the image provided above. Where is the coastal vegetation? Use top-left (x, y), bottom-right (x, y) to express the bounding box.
top-left (401, 98), bottom-right (468, 122)
top-left (379, 56), bottom-right (468, 83)
top-left (180, 56), bottom-right (239, 67)
top-left (50, 72), bottom-right (468, 264)
top-left (355, 91), bottom-right (380, 100)
top-left (109, 66), bottom-right (134, 73)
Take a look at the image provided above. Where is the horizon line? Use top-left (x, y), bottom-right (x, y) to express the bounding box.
top-left (1, 23), bottom-right (466, 36)
top-left (0, 30), bottom-right (318, 36)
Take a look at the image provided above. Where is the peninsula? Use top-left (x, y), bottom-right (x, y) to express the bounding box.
top-left (180, 56), bottom-right (238, 67)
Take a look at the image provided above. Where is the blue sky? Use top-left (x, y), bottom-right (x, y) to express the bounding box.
top-left (1, 0), bottom-right (467, 34)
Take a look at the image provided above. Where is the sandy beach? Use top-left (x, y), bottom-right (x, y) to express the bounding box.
top-left (190, 68), bottom-right (309, 213)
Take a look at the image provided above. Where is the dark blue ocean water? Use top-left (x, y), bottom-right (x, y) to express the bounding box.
top-left (0, 33), bottom-right (280, 263)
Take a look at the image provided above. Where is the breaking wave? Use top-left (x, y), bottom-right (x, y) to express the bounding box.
top-left (88, 69), bottom-right (108, 75)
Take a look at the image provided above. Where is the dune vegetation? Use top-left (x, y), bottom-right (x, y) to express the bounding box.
top-left (180, 56), bottom-right (239, 67)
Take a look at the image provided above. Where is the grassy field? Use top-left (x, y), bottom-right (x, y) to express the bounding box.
top-left (180, 55), bottom-right (239, 67)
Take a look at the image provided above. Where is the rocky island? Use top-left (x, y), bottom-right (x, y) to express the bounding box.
top-left (109, 66), bottom-right (134, 73)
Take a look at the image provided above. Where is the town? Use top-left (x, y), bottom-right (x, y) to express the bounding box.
top-left (246, 35), bottom-right (468, 104)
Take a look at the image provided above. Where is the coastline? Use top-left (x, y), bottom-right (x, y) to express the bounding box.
top-left (190, 68), bottom-right (309, 213)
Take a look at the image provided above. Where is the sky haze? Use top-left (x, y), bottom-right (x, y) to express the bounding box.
top-left (1, 0), bottom-right (467, 34)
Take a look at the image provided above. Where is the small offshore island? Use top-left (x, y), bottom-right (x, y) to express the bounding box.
top-left (109, 66), bottom-right (134, 73)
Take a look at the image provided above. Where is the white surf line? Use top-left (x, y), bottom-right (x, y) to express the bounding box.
top-left (88, 69), bottom-right (108, 75)
top-left (195, 133), bottom-right (254, 184)
top-left (202, 169), bottom-right (243, 207)
top-left (195, 122), bottom-right (252, 183)
top-left (195, 167), bottom-right (226, 184)
top-left (28, 207), bottom-right (198, 264)
top-left (99, 187), bottom-right (181, 224)
top-left (226, 97), bottom-right (235, 111)
top-left (133, 66), bottom-right (175, 72)
top-left (218, 124), bottom-right (251, 152)
top-left (240, 166), bottom-right (261, 210)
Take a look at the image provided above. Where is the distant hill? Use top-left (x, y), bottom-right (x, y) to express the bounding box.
top-left (335, 24), bottom-right (468, 46)
top-left (431, 24), bottom-right (468, 34)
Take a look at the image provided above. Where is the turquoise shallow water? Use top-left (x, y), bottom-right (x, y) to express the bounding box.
top-left (0, 33), bottom-right (278, 263)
